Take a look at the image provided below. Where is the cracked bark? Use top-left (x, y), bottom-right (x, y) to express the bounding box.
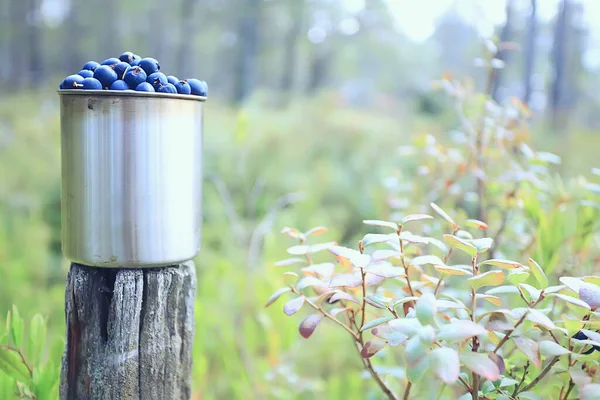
top-left (59, 262), bottom-right (196, 400)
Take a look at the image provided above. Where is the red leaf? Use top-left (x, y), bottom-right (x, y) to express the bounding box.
top-left (360, 340), bottom-right (386, 358)
top-left (299, 314), bottom-right (323, 339)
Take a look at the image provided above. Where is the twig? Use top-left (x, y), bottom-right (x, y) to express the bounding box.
top-left (397, 227), bottom-right (414, 296)
top-left (562, 379), bottom-right (574, 400)
top-left (458, 376), bottom-right (473, 392)
top-left (470, 256), bottom-right (480, 400)
top-left (518, 356), bottom-right (559, 394)
top-left (403, 381), bottom-right (412, 400)
top-left (493, 293), bottom-right (545, 354)
top-left (512, 361), bottom-right (530, 397)
top-left (291, 288), bottom-right (359, 340)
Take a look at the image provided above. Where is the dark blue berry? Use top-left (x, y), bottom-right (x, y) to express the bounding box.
top-left (157, 83), bottom-right (177, 94)
top-left (93, 65), bottom-right (118, 89)
top-left (147, 72), bottom-right (167, 90)
top-left (123, 66), bottom-right (147, 89)
top-left (82, 61), bottom-right (100, 71)
top-left (187, 79), bottom-right (208, 96)
top-left (78, 70), bottom-right (94, 78)
top-left (101, 57), bottom-right (120, 66)
top-left (119, 52), bottom-right (135, 63)
top-left (139, 57), bottom-right (160, 75)
top-left (135, 82), bottom-right (155, 92)
top-left (112, 62), bottom-right (130, 80)
top-left (81, 77), bottom-right (103, 90)
top-left (110, 80), bottom-right (130, 90)
top-left (167, 75), bottom-right (179, 85)
top-left (130, 57), bottom-right (141, 67)
top-left (61, 74), bottom-right (85, 89)
top-left (174, 80), bottom-right (191, 95)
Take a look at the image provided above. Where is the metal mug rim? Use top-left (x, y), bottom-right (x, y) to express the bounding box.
top-left (57, 89), bottom-right (207, 102)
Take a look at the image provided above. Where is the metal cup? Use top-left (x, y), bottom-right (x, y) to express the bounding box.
top-left (58, 90), bottom-right (205, 267)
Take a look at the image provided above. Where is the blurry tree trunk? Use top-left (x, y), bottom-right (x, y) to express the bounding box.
top-left (233, 0), bottom-right (261, 104)
top-left (100, 0), bottom-right (118, 58)
top-left (279, 1), bottom-right (303, 94)
top-left (491, 0), bottom-right (514, 103)
top-left (306, 47), bottom-right (331, 93)
top-left (550, 0), bottom-right (569, 130)
top-left (26, 0), bottom-right (43, 86)
top-left (63, 1), bottom-right (83, 74)
top-left (523, 0), bottom-right (537, 106)
top-left (176, 0), bottom-right (198, 79)
top-left (8, 0), bottom-right (26, 89)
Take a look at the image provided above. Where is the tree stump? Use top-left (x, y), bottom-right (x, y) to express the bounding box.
top-left (59, 262), bottom-right (196, 400)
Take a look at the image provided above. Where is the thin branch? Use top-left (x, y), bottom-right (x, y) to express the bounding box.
top-left (458, 376), bottom-right (473, 392)
top-left (512, 361), bottom-right (530, 397)
top-left (470, 256), bottom-right (480, 400)
top-left (291, 288), bottom-right (359, 340)
top-left (398, 227), bottom-right (414, 296)
top-left (562, 379), bottom-right (574, 400)
top-left (518, 356), bottom-right (559, 394)
top-left (493, 293), bottom-right (545, 354)
top-left (403, 381), bottom-right (412, 400)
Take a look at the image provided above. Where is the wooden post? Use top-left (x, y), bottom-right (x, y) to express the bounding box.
top-left (59, 262), bottom-right (196, 400)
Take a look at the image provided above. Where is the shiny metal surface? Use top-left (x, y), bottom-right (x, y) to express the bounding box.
top-left (59, 91), bottom-right (204, 267)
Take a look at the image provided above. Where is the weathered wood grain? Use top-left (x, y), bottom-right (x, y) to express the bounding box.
top-left (59, 262), bottom-right (196, 400)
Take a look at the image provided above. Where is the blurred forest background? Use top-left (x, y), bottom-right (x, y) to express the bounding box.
top-left (1, 0), bottom-right (599, 399)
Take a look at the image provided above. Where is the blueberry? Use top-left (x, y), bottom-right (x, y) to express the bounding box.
top-left (81, 77), bottom-right (103, 90)
top-left (60, 74), bottom-right (85, 89)
top-left (135, 82), bottom-right (155, 92)
top-left (174, 80), bottom-right (191, 95)
top-left (78, 70), bottom-right (94, 78)
top-left (139, 57), bottom-right (160, 75)
top-left (93, 65), bottom-right (118, 89)
top-left (167, 75), bottom-right (179, 85)
top-left (130, 57), bottom-right (141, 67)
top-left (112, 62), bottom-right (130, 80)
top-left (123, 66), bottom-right (147, 89)
top-left (110, 80), bottom-right (130, 90)
top-left (157, 83), bottom-right (177, 93)
top-left (187, 79), bottom-right (208, 96)
top-left (119, 52), bottom-right (135, 63)
top-left (147, 72), bottom-right (167, 90)
top-left (101, 57), bottom-right (120, 66)
top-left (82, 61), bottom-right (100, 71)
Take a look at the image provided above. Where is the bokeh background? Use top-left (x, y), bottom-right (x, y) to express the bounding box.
top-left (1, 0), bottom-right (599, 398)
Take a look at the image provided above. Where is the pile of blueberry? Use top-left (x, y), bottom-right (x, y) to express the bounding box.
top-left (59, 51), bottom-right (208, 97)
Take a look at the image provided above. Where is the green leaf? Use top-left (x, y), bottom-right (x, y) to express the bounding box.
top-left (361, 317), bottom-right (394, 332)
top-left (309, 242), bottom-right (337, 253)
top-left (299, 314), bottom-right (323, 339)
top-left (466, 219), bottom-right (488, 230)
top-left (528, 258), bottom-right (548, 289)
top-left (579, 282), bottom-right (600, 310)
top-left (581, 384), bottom-right (600, 400)
top-left (548, 293), bottom-right (591, 310)
top-left (283, 272), bottom-right (299, 286)
top-left (468, 270), bottom-right (504, 290)
top-left (559, 277), bottom-right (583, 294)
top-left (430, 202), bottom-right (456, 227)
top-left (415, 293), bottom-right (437, 325)
top-left (372, 327), bottom-right (408, 346)
top-left (406, 354), bottom-right (429, 382)
top-left (296, 276), bottom-right (323, 291)
top-left (287, 245), bottom-right (310, 255)
top-left (513, 337), bottom-right (541, 368)
top-left (443, 235), bottom-right (477, 257)
top-left (399, 231), bottom-right (429, 244)
top-left (329, 246), bottom-right (371, 268)
top-left (405, 335), bottom-right (428, 365)
top-left (431, 347), bottom-right (459, 384)
top-left (360, 339), bottom-right (386, 358)
top-left (274, 257), bottom-right (305, 267)
top-left (475, 294), bottom-right (502, 306)
top-left (329, 273), bottom-right (363, 288)
top-left (28, 315), bottom-right (46, 366)
top-left (401, 214), bottom-right (433, 226)
top-left (437, 320), bottom-right (487, 342)
top-left (362, 220), bottom-right (398, 230)
top-left (365, 294), bottom-right (390, 308)
top-left (526, 309), bottom-right (557, 330)
top-left (479, 259), bottom-right (524, 269)
top-left (329, 291), bottom-right (360, 304)
top-left (302, 263), bottom-right (335, 277)
top-left (304, 226), bottom-right (327, 237)
top-left (539, 340), bottom-right (570, 357)
top-left (0, 346), bottom-right (30, 382)
top-left (362, 233), bottom-right (394, 247)
top-left (365, 263), bottom-right (405, 278)
top-left (471, 238), bottom-right (493, 253)
top-left (435, 265), bottom-right (473, 276)
top-left (507, 270), bottom-right (530, 285)
top-left (283, 296), bottom-right (305, 316)
top-left (10, 306), bottom-right (23, 349)
top-left (410, 255), bottom-right (445, 266)
top-left (460, 352), bottom-right (500, 381)
top-left (389, 318), bottom-right (422, 336)
top-left (418, 325), bottom-right (436, 345)
top-left (519, 283), bottom-right (541, 302)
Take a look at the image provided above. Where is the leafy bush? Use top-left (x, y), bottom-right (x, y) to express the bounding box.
top-left (268, 45), bottom-right (600, 400)
top-left (0, 306), bottom-right (59, 399)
